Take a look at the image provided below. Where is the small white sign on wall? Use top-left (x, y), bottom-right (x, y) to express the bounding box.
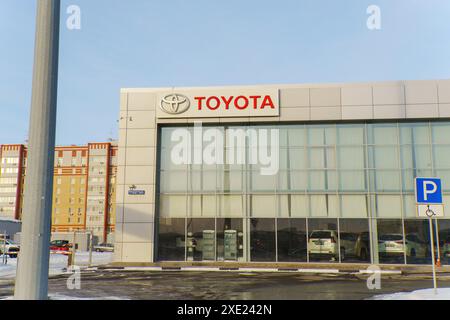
top-left (417, 204), bottom-right (444, 218)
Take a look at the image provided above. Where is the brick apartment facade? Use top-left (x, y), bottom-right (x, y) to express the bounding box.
top-left (0, 142), bottom-right (117, 244)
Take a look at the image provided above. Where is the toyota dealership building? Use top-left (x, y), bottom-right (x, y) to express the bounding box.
top-left (114, 79), bottom-right (450, 266)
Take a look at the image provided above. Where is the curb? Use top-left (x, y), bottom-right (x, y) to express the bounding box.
top-left (97, 266), bottom-right (344, 274)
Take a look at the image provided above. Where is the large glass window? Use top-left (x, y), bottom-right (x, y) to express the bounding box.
top-left (216, 218), bottom-right (243, 261)
top-left (377, 219), bottom-right (404, 264)
top-left (157, 122), bottom-right (450, 264)
top-left (187, 218), bottom-right (215, 261)
top-left (308, 218), bottom-right (338, 262)
top-left (404, 220), bottom-right (431, 265)
top-left (250, 218), bottom-right (276, 262)
top-left (277, 219), bottom-right (307, 262)
top-left (438, 220), bottom-right (450, 265)
top-left (339, 219), bottom-right (370, 262)
top-left (158, 218), bottom-right (185, 261)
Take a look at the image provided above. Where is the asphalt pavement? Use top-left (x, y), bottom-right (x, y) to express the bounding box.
top-left (2, 270), bottom-right (450, 300)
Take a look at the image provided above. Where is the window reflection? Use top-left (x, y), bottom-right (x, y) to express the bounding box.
top-left (250, 218), bottom-right (276, 262)
top-left (277, 219), bottom-right (307, 262)
top-left (187, 218), bottom-right (215, 261)
top-left (308, 219), bottom-right (339, 262)
top-left (339, 219), bottom-right (370, 262)
top-left (216, 218), bottom-right (243, 261)
top-left (377, 219), bottom-right (404, 264)
top-left (157, 122), bottom-right (450, 265)
top-left (438, 220), bottom-right (450, 265)
top-left (158, 218), bottom-right (185, 261)
top-left (404, 220), bottom-right (431, 265)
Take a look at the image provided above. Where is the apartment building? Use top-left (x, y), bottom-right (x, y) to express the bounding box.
top-left (0, 142), bottom-right (117, 244)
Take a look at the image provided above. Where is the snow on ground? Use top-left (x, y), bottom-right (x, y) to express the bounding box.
top-left (2, 294), bottom-right (127, 300)
top-left (0, 251), bottom-right (113, 279)
top-left (372, 288), bottom-right (450, 300)
top-left (2, 294), bottom-right (126, 300)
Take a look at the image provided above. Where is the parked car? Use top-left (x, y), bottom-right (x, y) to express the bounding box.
top-left (308, 230), bottom-right (344, 261)
top-left (0, 239), bottom-right (20, 258)
top-left (50, 240), bottom-right (72, 252)
top-left (94, 243), bottom-right (114, 252)
top-left (378, 233), bottom-right (428, 258)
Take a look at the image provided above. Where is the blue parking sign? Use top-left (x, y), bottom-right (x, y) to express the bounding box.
top-left (415, 178), bottom-right (443, 204)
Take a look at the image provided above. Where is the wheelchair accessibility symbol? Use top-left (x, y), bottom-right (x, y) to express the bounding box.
top-left (425, 205), bottom-right (436, 218)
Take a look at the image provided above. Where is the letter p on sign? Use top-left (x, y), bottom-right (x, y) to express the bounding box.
top-left (415, 178), bottom-right (443, 204)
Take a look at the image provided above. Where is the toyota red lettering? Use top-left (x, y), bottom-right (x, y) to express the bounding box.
top-left (221, 96), bottom-right (234, 110)
top-left (158, 89), bottom-right (279, 118)
top-left (235, 96), bottom-right (249, 110)
top-left (206, 96), bottom-right (220, 110)
top-left (250, 96), bottom-right (262, 109)
top-left (195, 95), bottom-right (275, 111)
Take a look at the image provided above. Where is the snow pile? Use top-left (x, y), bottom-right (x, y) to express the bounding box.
top-left (0, 251), bottom-right (113, 279)
top-left (0, 261), bottom-right (16, 279)
top-left (373, 288), bottom-right (450, 300)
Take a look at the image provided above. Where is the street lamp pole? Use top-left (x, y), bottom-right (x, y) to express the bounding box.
top-left (14, 0), bottom-right (60, 300)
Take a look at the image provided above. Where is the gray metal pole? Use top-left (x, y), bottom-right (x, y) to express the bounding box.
top-left (2, 233), bottom-right (6, 265)
top-left (429, 218), bottom-right (438, 294)
top-left (435, 219), bottom-right (441, 265)
top-left (88, 232), bottom-right (93, 267)
top-left (14, 0), bottom-right (60, 300)
top-left (72, 231), bottom-right (76, 266)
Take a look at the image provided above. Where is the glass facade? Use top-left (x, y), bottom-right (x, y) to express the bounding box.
top-left (157, 122), bottom-right (450, 264)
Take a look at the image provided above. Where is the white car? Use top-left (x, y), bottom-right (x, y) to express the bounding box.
top-left (0, 239), bottom-right (20, 258)
top-left (308, 230), bottom-right (344, 261)
top-left (378, 233), bottom-right (428, 258)
top-left (94, 243), bottom-right (114, 252)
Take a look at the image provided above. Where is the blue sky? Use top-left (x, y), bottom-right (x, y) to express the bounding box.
top-left (1, 0), bottom-right (450, 145)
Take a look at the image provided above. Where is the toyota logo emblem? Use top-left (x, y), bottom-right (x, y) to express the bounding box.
top-left (160, 94), bottom-right (190, 115)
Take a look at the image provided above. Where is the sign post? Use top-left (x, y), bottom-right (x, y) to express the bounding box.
top-left (435, 220), bottom-right (441, 267)
top-left (415, 178), bottom-right (444, 295)
top-left (427, 207), bottom-right (437, 293)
